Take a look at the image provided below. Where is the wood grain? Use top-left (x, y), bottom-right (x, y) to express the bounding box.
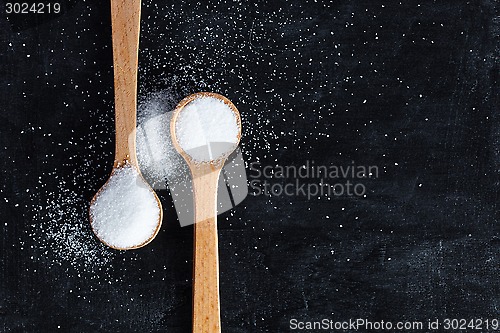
top-left (191, 163), bottom-right (223, 333)
top-left (110, 0), bottom-right (141, 167)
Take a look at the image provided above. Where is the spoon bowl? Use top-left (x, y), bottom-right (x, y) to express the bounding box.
top-left (89, 163), bottom-right (162, 251)
top-left (171, 92), bottom-right (241, 164)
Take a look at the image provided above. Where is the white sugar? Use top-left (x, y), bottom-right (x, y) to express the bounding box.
top-left (90, 164), bottom-right (160, 249)
top-left (136, 108), bottom-right (187, 186)
top-left (175, 96), bottom-right (239, 162)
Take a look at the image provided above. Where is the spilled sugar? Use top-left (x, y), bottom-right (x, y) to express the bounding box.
top-left (89, 164), bottom-right (161, 249)
top-left (175, 96), bottom-right (239, 162)
top-left (29, 83), bottom-right (245, 271)
top-left (32, 179), bottom-right (114, 270)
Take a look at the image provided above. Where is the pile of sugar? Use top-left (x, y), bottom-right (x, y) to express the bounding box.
top-left (89, 164), bottom-right (161, 249)
top-left (175, 96), bottom-right (239, 162)
top-left (136, 93), bottom-right (188, 187)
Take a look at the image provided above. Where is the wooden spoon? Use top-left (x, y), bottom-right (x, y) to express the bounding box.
top-left (170, 92), bottom-right (242, 333)
top-left (89, 0), bottom-right (162, 250)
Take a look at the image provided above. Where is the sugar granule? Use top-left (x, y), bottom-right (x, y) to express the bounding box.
top-left (175, 96), bottom-right (239, 162)
top-left (136, 94), bottom-right (188, 186)
top-left (90, 164), bottom-right (160, 249)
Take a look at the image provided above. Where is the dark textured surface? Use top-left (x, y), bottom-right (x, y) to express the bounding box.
top-left (1, 0), bottom-right (499, 332)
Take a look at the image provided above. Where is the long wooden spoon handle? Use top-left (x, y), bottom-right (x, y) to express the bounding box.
top-left (110, 0), bottom-right (141, 166)
top-left (192, 166), bottom-right (222, 333)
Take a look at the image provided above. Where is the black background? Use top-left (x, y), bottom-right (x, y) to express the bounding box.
top-left (1, 0), bottom-right (499, 332)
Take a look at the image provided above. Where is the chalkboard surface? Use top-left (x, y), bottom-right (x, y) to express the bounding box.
top-left (1, 0), bottom-right (499, 332)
